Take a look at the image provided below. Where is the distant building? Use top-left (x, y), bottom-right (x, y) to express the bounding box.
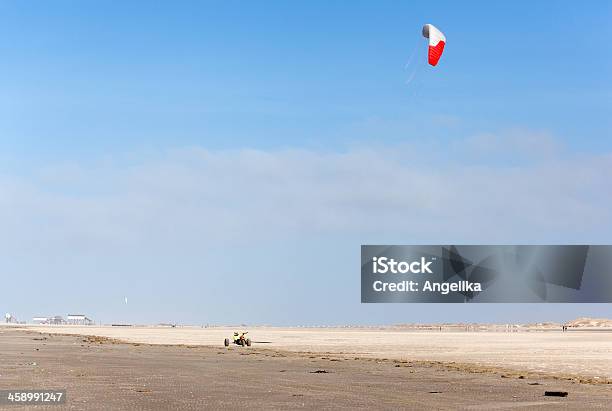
top-left (50, 315), bottom-right (66, 325)
top-left (67, 314), bottom-right (93, 325)
top-left (32, 316), bottom-right (66, 325)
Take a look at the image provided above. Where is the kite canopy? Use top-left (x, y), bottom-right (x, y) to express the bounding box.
top-left (422, 24), bottom-right (446, 66)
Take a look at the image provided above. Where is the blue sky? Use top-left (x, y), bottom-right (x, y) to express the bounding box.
top-left (1, 1), bottom-right (611, 324)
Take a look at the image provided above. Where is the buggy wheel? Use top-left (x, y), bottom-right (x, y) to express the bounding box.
top-left (224, 338), bottom-right (230, 347)
top-left (246, 338), bottom-right (252, 347)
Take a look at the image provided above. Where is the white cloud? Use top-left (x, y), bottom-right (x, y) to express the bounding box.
top-left (0, 135), bottom-right (610, 258)
top-left (1, 132), bottom-right (612, 323)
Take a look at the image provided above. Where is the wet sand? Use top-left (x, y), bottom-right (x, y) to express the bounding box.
top-left (1, 329), bottom-right (611, 410)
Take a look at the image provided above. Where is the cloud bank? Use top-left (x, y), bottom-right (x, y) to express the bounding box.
top-left (1, 131), bottom-right (611, 323)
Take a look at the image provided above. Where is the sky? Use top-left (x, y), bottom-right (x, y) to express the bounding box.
top-left (1, 1), bottom-right (611, 325)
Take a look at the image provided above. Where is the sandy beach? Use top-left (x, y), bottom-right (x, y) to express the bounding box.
top-left (19, 325), bottom-right (612, 381)
top-left (1, 328), bottom-right (611, 410)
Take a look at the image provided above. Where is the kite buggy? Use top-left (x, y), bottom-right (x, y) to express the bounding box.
top-left (224, 332), bottom-right (251, 347)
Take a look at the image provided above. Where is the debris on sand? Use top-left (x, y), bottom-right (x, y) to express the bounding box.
top-left (81, 335), bottom-right (122, 345)
top-left (429, 391), bottom-right (442, 394)
top-left (310, 370), bottom-right (329, 374)
top-left (544, 391), bottom-right (568, 397)
top-left (528, 382), bottom-right (542, 386)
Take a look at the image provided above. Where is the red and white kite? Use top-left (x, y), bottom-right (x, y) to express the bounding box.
top-left (422, 24), bottom-right (446, 66)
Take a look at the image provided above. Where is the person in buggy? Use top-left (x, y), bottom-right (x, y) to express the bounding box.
top-left (225, 331), bottom-right (251, 347)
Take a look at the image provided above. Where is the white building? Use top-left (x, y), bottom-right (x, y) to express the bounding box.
top-left (67, 314), bottom-right (93, 325)
top-left (50, 315), bottom-right (66, 325)
top-left (32, 316), bottom-right (66, 325)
